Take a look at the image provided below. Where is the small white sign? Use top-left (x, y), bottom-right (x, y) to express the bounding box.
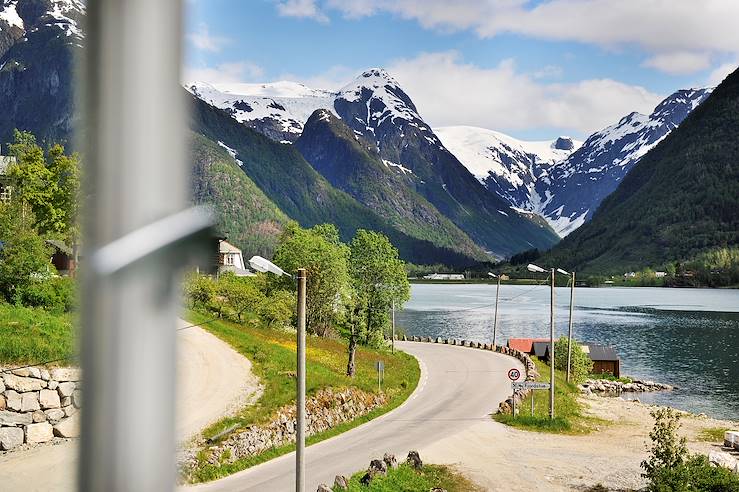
top-left (512, 381), bottom-right (550, 390)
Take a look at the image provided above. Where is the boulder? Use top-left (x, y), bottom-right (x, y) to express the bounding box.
top-left (3, 374), bottom-right (43, 392)
top-left (369, 458), bottom-right (387, 476)
top-left (0, 378), bottom-right (4, 392)
top-left (72, 390), bottom-right (82, 408)
top-left (11, 367), bottom-right (40, 378)
top-left (333, 475), bottom-right (349, 490)
top-left (32, 409), bottom-right (47, 423)
top-left (40, 369), bottom-right (51, 381)
top-left (0, 409), bottom-right (33, 425)
top-left (50, 368), bottom-right (80, 382)
top-left (316, 485), bottom-right (331, 492)
top-left (47, 380), bottom-right (59, 390)
top-left (21, 392), bottom-right (40, 412)
top-left (45, 408), bottom-right (66, 423)
top-left (53, 413), bottom-right (80, 438)
top-left (383, 453), bottom-right (398, 469)
top-left (5, 390), bottom-right (21, 411)
top-left (709, 451), bottom-right (737, 470)
top-left (61, 396), bottom-right (72, 407)
top-left (40, 388), bottom-right (61, 409)
top-left (0, 427), bottom-right (24, 450)
top-left (360, 470), bottom-right (377, 486)
top-left (406, 450), bottom-right (423, 469)
top-left (64, 405), bottom-right (77, 418)
top-left (57, 382), bottom-right (75, 398)
top-left (26, 422), bottom-right (53, 443)
top-left (724, 431), bottom-right (739, 448)
top-left (0, 394), bottom-right (5, 410)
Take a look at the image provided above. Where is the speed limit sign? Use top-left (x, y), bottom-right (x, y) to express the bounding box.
top-left (508, 368), bottom-right (521, 381)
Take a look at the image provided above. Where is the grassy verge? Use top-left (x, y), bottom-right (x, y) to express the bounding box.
top-left (494, 358), bottom-right (602, 434)
top-left (588, 373), bottom-right (633, 384)
top-left (186, 310), bottom-right (420, 483)
top-left (337, 463), bottom-right (482, 491)
top-left (0, 303), bottom-right (75, 365)
top-left (697, 427), bottom-right (730, 442)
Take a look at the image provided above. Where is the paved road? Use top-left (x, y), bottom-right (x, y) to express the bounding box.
top-left (189, 341), bottom-right (522, 491)
top-left (0, 320), bottom-right (258, 492)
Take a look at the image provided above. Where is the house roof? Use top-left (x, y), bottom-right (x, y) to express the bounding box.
top-left (218, 265), bottom-right (255, 277)
top-left (532, 341), bottom-right (551, 358)
top-left (582, 343), bottom-right (619, 361)
top-left (218, 239), bottom-right (242, 254)
top-left (45, 239), bottom-right (73, 256)
top-left (507, 338), bottom-right (549, 353)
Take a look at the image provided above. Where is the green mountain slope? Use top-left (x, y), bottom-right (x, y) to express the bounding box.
top-left (190, 132), bottom-right (289, 257)
top-left (543, 68), bottom-right (739, 274)
top-left (295, 109), bottom-right (487, 260)
top-left (188, 93), bottom-right (479, 267)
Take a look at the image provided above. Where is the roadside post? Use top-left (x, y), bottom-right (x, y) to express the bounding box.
top-left (512, 381), bottom-right (551, 417)
top-left (508, 368), bottom-right (521, 417)
top-left (488, 272), bottom-right (501, 346)
top-left (566, 271), bottom-right (576, 383)
top-left (391, 300), bottom-right (396, 354)
top-left (376, 360), bottom-right (385, 392)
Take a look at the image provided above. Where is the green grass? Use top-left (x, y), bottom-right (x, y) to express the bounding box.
top-left (588, 372), bottom-right (633, 384)
top-left (494, 358), bottom-right (602, 434)
top-left (0, 303), bottom-right (75, 364)
top-left (185, 310), bottom-right (420, 483)
top-left (337, 463), bottom-right (482, 491)
top-left (697, 427), bottom-right (730, 442)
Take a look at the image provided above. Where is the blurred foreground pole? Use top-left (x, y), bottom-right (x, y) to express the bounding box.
top-left (80, 1), bottom-right (211, 491)
top-left (296, 269), bottom-right (307, 492)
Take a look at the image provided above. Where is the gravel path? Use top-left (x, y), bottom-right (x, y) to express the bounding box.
top-left (0, 320), bottom-right (260, 492)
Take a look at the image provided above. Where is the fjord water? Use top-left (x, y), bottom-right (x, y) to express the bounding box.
top-left (396, 284), bottom-right (739, 420)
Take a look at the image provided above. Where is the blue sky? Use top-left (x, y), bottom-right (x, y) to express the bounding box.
top-left (185, 0), bottom-right (739, 140)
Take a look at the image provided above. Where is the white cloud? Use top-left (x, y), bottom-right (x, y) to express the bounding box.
top-left (707, 61), bottom-right (738, 86)
top-left (385, 51), bottom-right (661, 136)
top-left (314, 0), bottom-right (739, 75)
top-left (184, 62), bottom-right (265, 84)
top-left (642, 52), bottom-right (712, 75)
top-left (187, 23), bottom-right (229, 53)
top-left (276, 0), bottom-right (329, 22)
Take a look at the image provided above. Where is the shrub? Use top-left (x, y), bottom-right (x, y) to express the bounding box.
top-left (183, 273), bottom-right (216, 309)
top-left (13, 276), bottom-right (76, 312)
top-left (553, 336), bottom-right (593, 383)
top-left (257, 289), bottom-right (295, 330)
top-left (642, 407), bottom-right (689, 481)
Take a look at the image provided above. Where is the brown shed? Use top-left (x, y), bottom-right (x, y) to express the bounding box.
top-left (583, 343), bottom-right (621, 378)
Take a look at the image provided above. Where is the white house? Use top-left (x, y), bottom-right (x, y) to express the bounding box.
top-left (655, 271), bottom-right (667, 278)
top-left (0, 145), bottom-right (15, 203)
top-left (217, 239), bottom-right (254, 277)
top-left (423, 273), bottom-right (466, 280)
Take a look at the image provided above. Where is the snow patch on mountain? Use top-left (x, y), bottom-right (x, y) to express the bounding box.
top-left (0, 1), bottom-right (23, 29)
top-left (217, 140), bottom-right (243, 167)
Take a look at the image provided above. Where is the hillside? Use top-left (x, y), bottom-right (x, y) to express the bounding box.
top-left (543, 69), bottom-right (739, 274)
top-left (295, 109), bottom-right (487, 260)
top-left (190, 133), bottom-right (289, 257)
top-left (189, 93), bottom-right (479, 267)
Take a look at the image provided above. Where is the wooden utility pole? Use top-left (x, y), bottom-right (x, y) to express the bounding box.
top-left (566, 271), bottom-right (576, 383)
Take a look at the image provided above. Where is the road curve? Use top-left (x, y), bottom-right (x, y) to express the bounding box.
top-left (189, 341), bottom-right (523, 492)
top-left (0, 320), bottom-right (258, 492)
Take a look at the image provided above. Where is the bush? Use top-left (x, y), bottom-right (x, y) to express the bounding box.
top-left (648, 455), bottom-right (739, 492)
top-left (553, 336), bottom-right (593, 383)
top-left (13, 276), bottom-right (76, 313)
top-left (183, 273), bottom-right (216, 309)
top-left (257, 289), bottom-right (295, 330)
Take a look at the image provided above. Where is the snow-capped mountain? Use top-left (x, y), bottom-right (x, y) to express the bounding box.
top-left (439, 88), bottom-right (713, 237)
top-left (189, 68), bottom-right (561, 257)
top-left (0, 0), bottom-right (85, 143)
top-left (435, 126), bottom-right (581, 211)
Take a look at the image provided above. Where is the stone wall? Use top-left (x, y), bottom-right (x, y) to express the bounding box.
top-left (403, 335), bottom-right (537, 415)
top-left (181, 387), bottom-right (387, 477)
top-left (0, 367), bottom-right (81, 451)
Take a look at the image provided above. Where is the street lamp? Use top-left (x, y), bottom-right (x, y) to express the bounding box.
top-left (488, 272), bottom-right (501, 347)
top-left (527, 263), bottom-right (556, 419)
top-left (249, 256), bottom-right (306, 492)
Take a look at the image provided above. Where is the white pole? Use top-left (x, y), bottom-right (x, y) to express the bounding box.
top-left (493, 276), bottom-right (500, 346)
top-left (391, 299), bottom-right (395, 354)
top-left (566, 271), bottom-right (575, 384)
top-left (550, 268), bottom-right (555, 420)
top-left (296, 269), bottom-right (307, 492)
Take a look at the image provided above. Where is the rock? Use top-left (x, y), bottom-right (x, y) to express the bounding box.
top-left (11, 367), bottom-right (40, 378)
top-left (316, 485), bottom-right (331, 492)
top-left (50, 368), bottom-right (80, 382)
top-left (383, 453), bottom-right (398, 469)
top-left (40, 388), bottom-right (61, 409)
top-left (47, 380), bottom-right (59, 390)
top-left (709, 451), bottom-right (738, 470)
top-left (724, 431), bottom-right (739, 448)
top-left (369, 458), bottom-right (387, 476)
top-left (63, 405), bottom-right (77, 418)
top-left (21, 391), bottom-right (40, 412)
top-left (0, 409), bottom-right (33, 425)
top-left (0, 378), bottom-right (4, 392)
top-left (26, 422), bottom-right (53, 443)
top-left (360, 470), bottom-right (377, 486)
top-left (3, 374), bottom-right (43, 392)
top-left (72, 390), bottom-right (82, 408)
top-left (0, 394), bottom-right (5, 410)
top-left (333, 475), bottom-right (349, 490)
top-left (40, 369), bottom-right (51, 381)
top-left (32, 409), bottom-right (47, 423)
top-left (61, 396), bottom-right (72, 407)
top-left (45, 408), bottom-right (65, 423)
top-left (430, 488), bottom-right (448, 492)
top-left (406, 450), bottom-right (423, 469)
top-left (0, 427), bottom-right (24, 450)
top-left (57, 382), bottom-right (75, 398)
top-left (5, 390), bottom-right (21, 411)
top-left (53, 413), bottom-right (80, 438)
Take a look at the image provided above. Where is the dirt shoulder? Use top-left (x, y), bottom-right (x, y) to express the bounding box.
top-left (419, 394), bottom-right (738, 491)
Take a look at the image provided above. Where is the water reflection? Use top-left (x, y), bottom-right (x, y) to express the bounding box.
top-left (396, 284), bottom-right (739, 420)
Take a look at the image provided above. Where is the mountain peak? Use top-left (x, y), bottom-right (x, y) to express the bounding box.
top-left (553, 136), bottom-right (574, 151)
